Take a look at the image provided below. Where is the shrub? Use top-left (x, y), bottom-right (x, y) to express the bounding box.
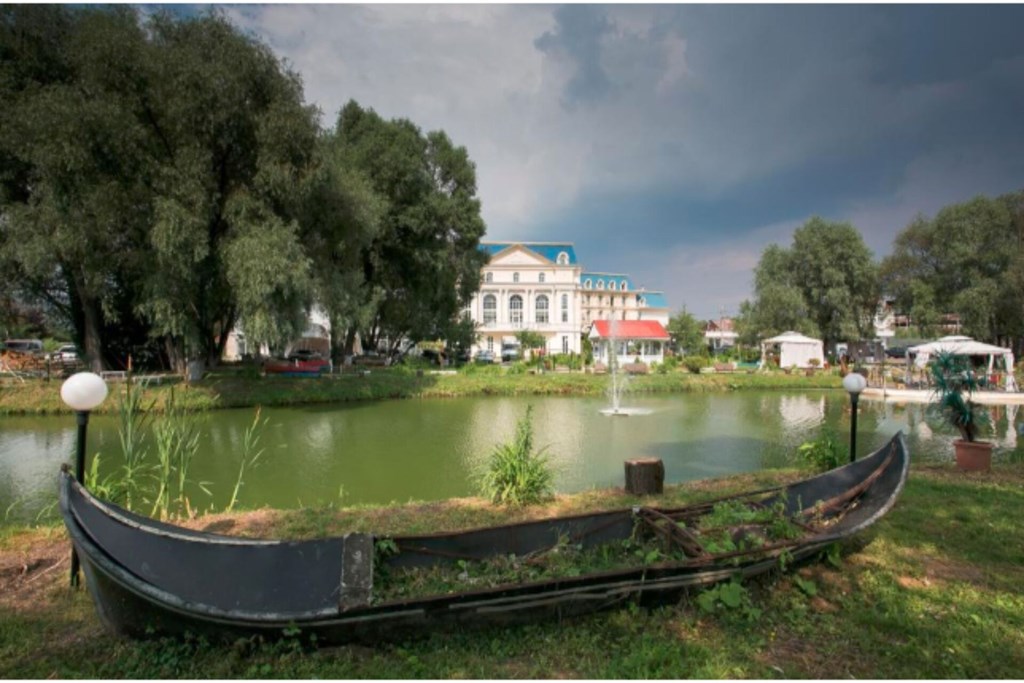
top-left (479, 406), bottom-right (554, 506)
top-left (798, 429), bottom-right (843, 472)
top-left (682, 356), bottom-right (707, 374)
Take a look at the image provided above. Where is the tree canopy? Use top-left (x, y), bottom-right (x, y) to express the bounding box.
top-left (667, 307), bottom-right (705, 355)
top-left (0, 7), bottom-right (488, 370)
top-left (879, 192), bottom-right (1024, 346)
top-left (737, 217), bottom-right (878, 351)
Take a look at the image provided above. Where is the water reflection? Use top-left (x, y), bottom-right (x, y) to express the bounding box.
top-left (1, 392), bottom-right (1022, 522)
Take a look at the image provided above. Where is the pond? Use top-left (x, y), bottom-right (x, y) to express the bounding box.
top-left (2, 391), bottom-right (1022, 523)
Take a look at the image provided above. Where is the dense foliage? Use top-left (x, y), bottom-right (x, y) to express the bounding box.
top-left (0, 7), bottom-right (486, 370)
top-left (479, 406), bottom-right (554, 506)
top-left (736, 217), bottom-right (878, 351)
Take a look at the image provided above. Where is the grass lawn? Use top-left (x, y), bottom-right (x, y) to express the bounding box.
top-left (2, 461), bottom-right (1022, 678)
top-left (0, 367), bottom-right (842, 415)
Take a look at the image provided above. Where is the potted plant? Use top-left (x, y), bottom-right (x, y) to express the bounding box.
top-left (931, 352), bottom-right (992, 471)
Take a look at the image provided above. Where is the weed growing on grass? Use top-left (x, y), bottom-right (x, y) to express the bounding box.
top-left (150, 389), bottom-right (205, 519)
top-left (798, 428), bottom-right (844, 472)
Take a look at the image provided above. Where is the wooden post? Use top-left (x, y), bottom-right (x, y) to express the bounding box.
top-left (624, 458), bottom-right (664, 495)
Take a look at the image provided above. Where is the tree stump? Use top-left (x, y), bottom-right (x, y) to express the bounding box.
top-left (624, 458), bottom-right (664, 495)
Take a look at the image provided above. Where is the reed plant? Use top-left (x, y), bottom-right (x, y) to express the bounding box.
top-left (479, 405), bottom-right (554, 506)
top-left (226, 407), bottom-right (269, 513)
top-left (150, 389), bottom-right (205, 519)
top-left (116, 374), bottom-right (153, 511)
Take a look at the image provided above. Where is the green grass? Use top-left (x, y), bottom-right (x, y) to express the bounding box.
top-left (0, 368), bottom-right (843, 415)
top-left (2, 462), bottom-right (1023, 678)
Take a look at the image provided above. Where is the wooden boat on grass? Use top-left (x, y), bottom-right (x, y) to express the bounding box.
top-left (60, 432), bottom-right (908, 645)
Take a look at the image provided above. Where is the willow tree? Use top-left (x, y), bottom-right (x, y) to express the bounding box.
top-left (0, 6), bottom-right (154, 370)
top-left (137, 12), bottom-right (321, 369)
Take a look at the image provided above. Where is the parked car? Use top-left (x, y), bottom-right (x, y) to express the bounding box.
top-left (49, 344), bottom-right (79, 363)
top-left (286, 349), bottom-right (323, 362)
top-left (885, 346), bottom-right (908, 359)
top-left (474, 350), bottom-right (495, 363)
top-left (3, 339), bottom-right (44, 355)
top-left (500, 343), bottom-right (520, 363)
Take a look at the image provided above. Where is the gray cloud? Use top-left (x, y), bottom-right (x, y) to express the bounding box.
top-left (221, 4), bottom-right (1024, 319)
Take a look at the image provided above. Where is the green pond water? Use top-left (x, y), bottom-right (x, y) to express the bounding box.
top-left (2, 391), bottom-right (1022, 523)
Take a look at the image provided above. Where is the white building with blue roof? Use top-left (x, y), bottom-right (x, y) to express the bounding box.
top-left (467, 241), bottom-right (669, 358)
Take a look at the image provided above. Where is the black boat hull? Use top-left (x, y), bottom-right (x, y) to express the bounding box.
top-left (61, 432), bottom-right (909, 644)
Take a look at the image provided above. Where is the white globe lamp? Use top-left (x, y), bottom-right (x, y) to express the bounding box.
top-left (60, 371), bottom-right (108, 587)
top-left (842, 372), bottom-right (867, 462)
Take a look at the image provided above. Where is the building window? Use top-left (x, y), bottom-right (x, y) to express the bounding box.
top-left (485, 272), bottom-right (493, 283)
top-left (557, 251), bottom-right (569, 265)
top-left (584, 278), bottom-right (591, 289)
top-left (621, 281), bottom-right (628, 291)
top-left (622, 311), bottom-right (627, 320)
top-left (610, 281), bottom-right (617, 291)
top-left (539, 272), bottom-right (545, 283)
top-left (561, 293), bottom-right (568, 323)
top-left (513, 272), bottom-right (519, 283)
top-left (509, 295), bottom-right (523, 324)
top-left (487, 336), bottom-right (494, 352)
top-left (597, 280), bottom-right (605, 289)
top-left (562, 335), bottom-right (569, 354)
top-left (535, 295), bottom-right (549, 323)
top-left (483, 294), bottom-right (497, 324)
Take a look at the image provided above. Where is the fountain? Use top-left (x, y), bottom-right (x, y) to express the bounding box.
top-left (599, 318), bottom-right (652, 417)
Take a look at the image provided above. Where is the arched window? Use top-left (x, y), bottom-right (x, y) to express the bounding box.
top-left (509, 295), bottom-right (523, 324)
top-left (597, 280), bottom-right (605, 290)
top-left (621, 281), bottom-right (628, 291)
top-left (513, 272), bottom-right (519, 283)
top-left (483, 294), bottom-right (497, 324)
top-left (557, 251), bottom-right (569, 265)
top-left (485, 272), bottom-right (493, 283)
top-left (539, 272), bottom-right (545, 283)
top-left (584, 279), bottom-right (591, 289)
top-left (609, 281), bottom-right (617, 291)
top-left (561, 293), bottom-right (569, 323)
top-left (535, 295), bottom-right (549, 323)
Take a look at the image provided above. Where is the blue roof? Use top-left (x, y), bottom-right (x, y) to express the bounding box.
top-left (640, 291), bottom-right (668, 308)
top-left (581, 272), bottom-right (633, 291)
top-left (480, 242), bottom-right (577, 265)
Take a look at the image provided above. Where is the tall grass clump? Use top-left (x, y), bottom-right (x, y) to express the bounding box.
top-left (480, 405), bottom-right (554, 506)
top-left (151, 389), bottom-right (205, 519)
top-left (116, 374), bottom-right (153, 511)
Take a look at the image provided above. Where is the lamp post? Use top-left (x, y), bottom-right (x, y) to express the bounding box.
top-left (60, 372), bottom-right (108, 587)
top-left (842, 372), bottom-right (867, 463)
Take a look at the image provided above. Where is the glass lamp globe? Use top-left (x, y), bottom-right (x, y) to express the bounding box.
top-left (842, 372), bottom-right (867, 396)
top-left (60, 372), bottom-right (109, 412)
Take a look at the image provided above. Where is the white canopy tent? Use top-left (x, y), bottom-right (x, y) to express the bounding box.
top-left (761, 332), bottom-right (825, 369)
top-left (907, 336), bottom-right (1017, 391)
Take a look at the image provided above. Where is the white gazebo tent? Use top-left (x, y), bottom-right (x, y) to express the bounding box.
top-left (907, 336), bottom-right (1017, 391)
top-left (760, 332), bottom-right (825, 369)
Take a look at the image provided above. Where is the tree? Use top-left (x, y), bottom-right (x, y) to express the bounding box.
top-left (0, 7), bottom-right (323, 370)
top-left (880, 192), bottom-right (1024, 350)
top-left (515, 330), bottom-right (547, 355)
top-left (0, 6), bottom-right (156, 370)
top-left (136, 11), bottom-right (321, 369)
top-left (667, 307), bottom-right (705, 355)
top-left (330, 101), bottom-right (487, 356)
top-left (742, 217), bottom-right (877, 351)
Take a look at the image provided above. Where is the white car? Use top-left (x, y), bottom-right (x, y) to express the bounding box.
top-left (50, 344), bottom-right (79, 363)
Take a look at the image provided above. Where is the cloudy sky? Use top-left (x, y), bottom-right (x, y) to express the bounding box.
top-left (215, 3), bottom-right (1024, 320)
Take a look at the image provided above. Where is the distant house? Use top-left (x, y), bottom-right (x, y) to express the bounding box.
top-left (704, 318), bottom-right (738, 351)
top-left (588, 319), bottom-right (670, 365)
